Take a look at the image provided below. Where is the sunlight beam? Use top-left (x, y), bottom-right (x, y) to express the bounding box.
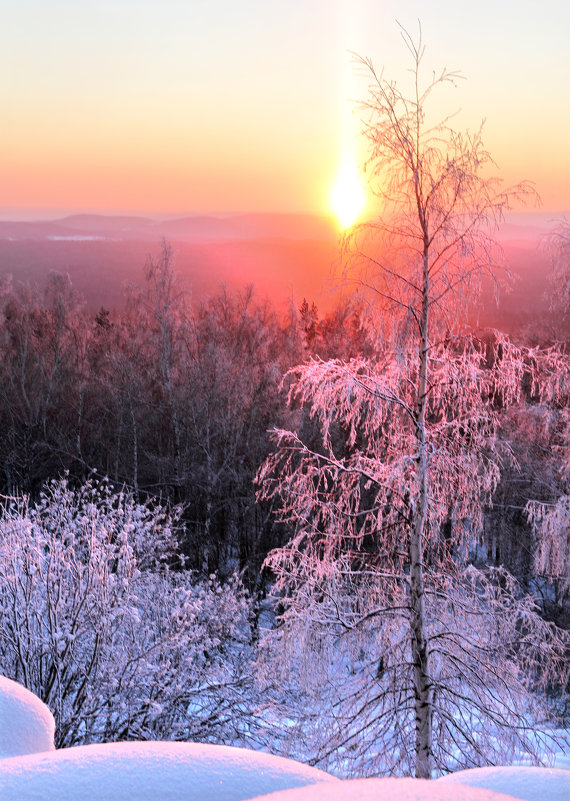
top-left (330, 159), bottom-right (366, 230)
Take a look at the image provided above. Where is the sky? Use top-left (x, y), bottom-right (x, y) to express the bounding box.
top-left (1, 0), bottom-right (569, 219)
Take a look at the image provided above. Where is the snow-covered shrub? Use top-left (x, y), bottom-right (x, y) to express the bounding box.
top-left (0, 478), bottom-right (254, 748)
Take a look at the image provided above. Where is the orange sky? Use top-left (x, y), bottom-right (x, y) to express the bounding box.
top-left (2, 1), bottom-right (569, 219)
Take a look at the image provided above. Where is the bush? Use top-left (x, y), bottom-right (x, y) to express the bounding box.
top-left (0, 478), bottom-right (254, 747)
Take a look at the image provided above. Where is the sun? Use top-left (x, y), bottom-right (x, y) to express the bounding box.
top-left (329, 160), bottom-right (366, 230)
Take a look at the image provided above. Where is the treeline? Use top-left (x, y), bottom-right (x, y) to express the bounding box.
top-left (0, 241), bottom-right (566, 601)
top-left (0, 243), bottom-right (368, 583)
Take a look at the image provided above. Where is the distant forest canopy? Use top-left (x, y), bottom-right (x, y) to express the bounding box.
top-left (0, 211), bottom-right (565, 337)
top-left (0, 213), bottom-right (340, 314)
top-left (0, 246), bottom-right (370, 584)
top-left (0, 235), bottom-right (567, 603)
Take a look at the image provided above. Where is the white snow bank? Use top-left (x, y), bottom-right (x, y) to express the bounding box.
top-left (438, 766), bottom-right (570, 801)
top-left (0, 740), bottom-right (338, 801)
top-left (0, 676), bottom-right (55, 759)
top-left (247, 777), bottom-right (519, 801)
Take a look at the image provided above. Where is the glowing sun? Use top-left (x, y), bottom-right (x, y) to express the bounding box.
top-left (330, 160), bottom-right (366, 230)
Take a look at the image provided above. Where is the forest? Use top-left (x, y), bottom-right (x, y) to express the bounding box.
top-left (1, 33), bottom-right (569, 782)
top-left (0, 232), bottom-right (567, 771)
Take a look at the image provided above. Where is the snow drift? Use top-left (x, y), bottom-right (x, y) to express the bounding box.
top-left (2, 674), bottom-right (569, 801)
top-left (438, 766), bottom-right (570, 801)
top-left (245, 777), bottom-right (520, 801)
top-left (0, 740), bottom-right (337, 801)
top-left (0, 675), bottom-right (55, 759)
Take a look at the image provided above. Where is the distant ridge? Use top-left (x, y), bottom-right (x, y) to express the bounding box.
top-left (55, 214), bottom-right (154, 232)
top-left (0, 213), bottom-right (339, 244)
top-left (159, 213), bottom-right (338, 242)
top-left (0, 211), bottom-right (560, 327)
top-left (0, 213), bottom-right (340, 311)
top-left (1, 210), bottom-right (564, 244)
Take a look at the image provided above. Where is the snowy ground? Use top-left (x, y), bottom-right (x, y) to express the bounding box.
top-left (246, 778), bottom-right (524, 801)
top-left (438, 766), bottom-right (570, 801)
top-left (0, 741), bottom-right (338, 801)
top-left (0, 675), bottom-right (568, 801)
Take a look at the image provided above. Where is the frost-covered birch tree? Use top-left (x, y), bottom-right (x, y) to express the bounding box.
top-left (257, 27), bottom-right (569, 779)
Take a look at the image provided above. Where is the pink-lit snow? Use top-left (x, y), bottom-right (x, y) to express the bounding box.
top-left (245, 777), bottom-right (520, 801)
top-left (438, 766), bottom-right (570, 801)
top-left (0, 676), bottom-right (55, 759)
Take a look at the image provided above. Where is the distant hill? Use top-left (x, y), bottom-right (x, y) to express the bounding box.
top-left (159, 214), bottom-right (338, 242)
top-left (0, 211), bottom-right (563, 332)
top-left (0, 213), bottom-right (338, 244)
top-left (55, 214), bottom-right (154, 233)
top-left (0, 213), bottom-right (340, 311)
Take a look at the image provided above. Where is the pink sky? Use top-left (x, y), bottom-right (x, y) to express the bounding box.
top-left (2, 1), bottom-right (569, 219)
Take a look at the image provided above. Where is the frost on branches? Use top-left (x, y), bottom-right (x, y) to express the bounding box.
top-left (257, 344), bottom-right (569, 778)
top-left (0, 478), bottom-right (255, 748)
top-left (524, 239), bottom-right (570, 604)
top-left (256, 26), bottom-right (570, 779)
top-left (525, 404), bottom-right (570, 606)
top-left (545, 221), bottom-right (570, 340)
top-left (527, 494), bottom-right (570, 601)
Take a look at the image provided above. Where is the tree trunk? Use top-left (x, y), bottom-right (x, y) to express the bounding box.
top-left (410, 502), bottom-right (432, 778)
top-left (410, 242), bottom-right (433, 779)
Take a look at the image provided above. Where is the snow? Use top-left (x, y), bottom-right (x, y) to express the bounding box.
top-left (246, 777), bottom-right (519, 801)
top-left (1, 676), bottom-right (569, 801)
top-left (0, 676), bottom-right (55, 759)
top-left (438, 766), bottom-right (570, 801)
top-left (0, 741), bottom-right (338, 801)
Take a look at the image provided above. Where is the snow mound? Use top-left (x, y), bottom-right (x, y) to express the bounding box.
top-left (438, 766), bottom-right (570, 801)
top-left (247, 777), bottom-right (519, 801)
top-left (0, 676), bottom-right (55, 759)
top-left (0, 740), bottom-right (337, 801)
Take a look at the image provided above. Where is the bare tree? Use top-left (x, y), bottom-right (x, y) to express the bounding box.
top-left (0, 272), bottom-right (86, 493)
top-left (545, 221), bottom-right (570, 342)
top-left (257, 26), bottom-right (569, 778)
